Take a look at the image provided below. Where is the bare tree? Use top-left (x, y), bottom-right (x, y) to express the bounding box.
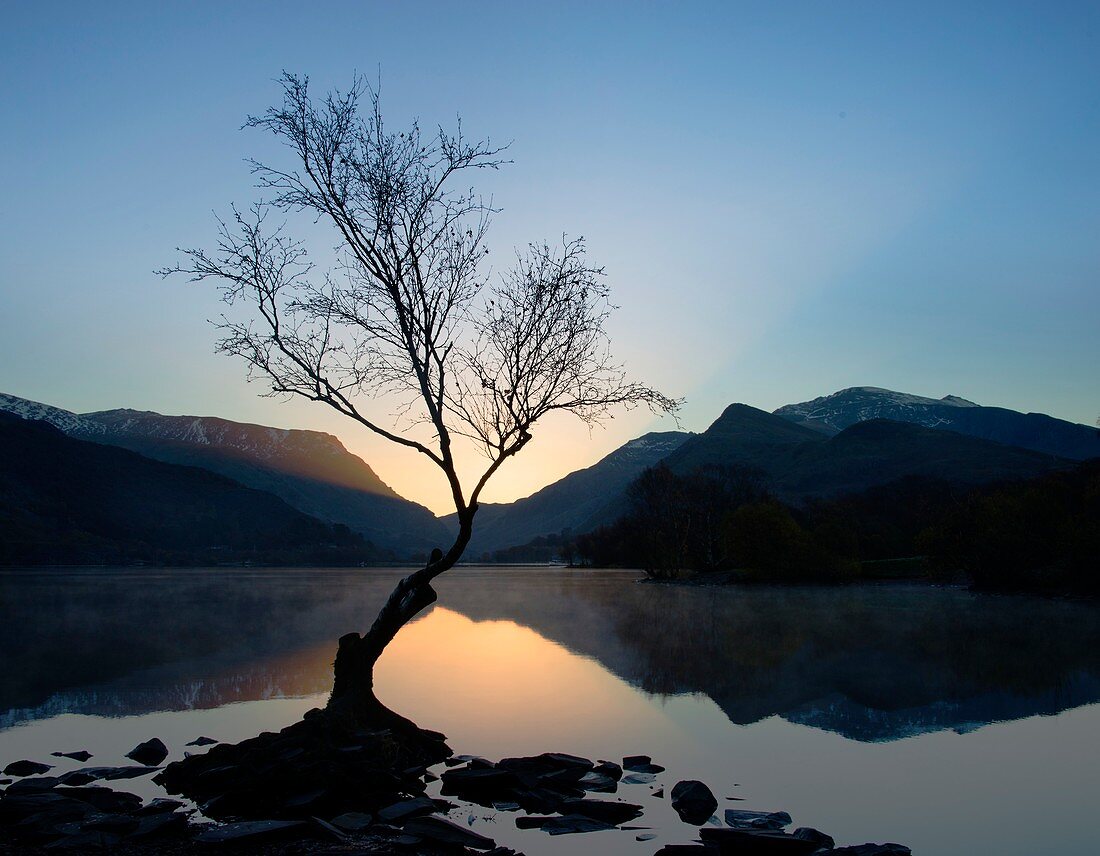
top-left (162, 73), bottom-right (679, 730)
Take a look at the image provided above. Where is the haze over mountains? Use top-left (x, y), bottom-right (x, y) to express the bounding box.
top-left (1, 386), bottom-right (1096, 563)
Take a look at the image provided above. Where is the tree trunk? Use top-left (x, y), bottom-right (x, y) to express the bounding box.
top-left (326, 519), bottom-right (472, 731)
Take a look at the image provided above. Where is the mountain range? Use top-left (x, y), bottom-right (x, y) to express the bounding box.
top-left (0, 392), bottom-right (446, 555)
top-left (775, 386), bottom-right (1100, 460)
top-left (1, 386), bottom-right (1096, 563)
top-left (0, 413), bottom-right (374, 566)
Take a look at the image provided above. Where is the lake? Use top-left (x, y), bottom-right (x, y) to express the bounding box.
top-left (2, 566), bottom-right (1099, 854)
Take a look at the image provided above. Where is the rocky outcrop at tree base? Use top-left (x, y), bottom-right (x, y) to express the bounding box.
top-left (1, 718), bottom-right (911, 855)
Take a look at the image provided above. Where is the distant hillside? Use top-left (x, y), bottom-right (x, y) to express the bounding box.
top-left (663, 403), bottom-right (1069, 501)
top-left (660, 403), bottom-right (828, 475)
top-left (772, 419), bottom-right (1069, 499)
top-left (443, 431), bottom-right (691, 557)
top-left (0, 413), bottom-right (380, 565)
top-left (0, 393), bottom-right (447, 556)
top-left (775, 386), bottom-right (1100, 461)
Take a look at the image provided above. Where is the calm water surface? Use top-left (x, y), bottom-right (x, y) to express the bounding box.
top-left (2, 567), bottom-right (1099, 855)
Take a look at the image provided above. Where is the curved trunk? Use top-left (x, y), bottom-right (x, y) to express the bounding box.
top-left (326, 516), bottom-right (473, 729)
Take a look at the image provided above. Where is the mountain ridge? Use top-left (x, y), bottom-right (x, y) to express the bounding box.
top-left (0, 392), bottom-right (446, 555)
top-left (775, 386), bottom-right (1100, 460)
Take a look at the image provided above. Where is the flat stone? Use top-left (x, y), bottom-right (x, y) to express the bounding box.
top-left (403, 815), bottom-right (496, 850)
top-left (830, 845), bottom-right (911, 856)
top-left (58, 786), bottom-right (143, 814)
top-left (542, 813), bottom-right (616, 835)
top-left (577, 771), bottom-right (618, 792)
top-left (700, 827), bottom-right (823, 855)
top-left (725, 809), bottom-right (793, 830)
top-left (50, 751), bottom-right (92, 763)
top-left (793, 827), bottom-right (835, 850)
top-left (6, 776), bottom-right (61, 794)
top-left (0, 792), bottom-right (87, 823)
top-left (623, 754), bottom-right (651, 769)
top-left (310, 816), bottom-right (348, 841)
top-left (186, 737), bottom-right (219, 747)
top-left (330, 811), bottom-right (373, 832)
top-left (594, 760), bottom-right (623, 781)
top-left (622, 772), bottom-right (656, 785)
top-left (135, 798), bottom-right (186, 816)
top-left (125, 738), bottom-right (168, 767)
top-left (637, 832), bottom-right (657, 841)
top-left (195, 819), bottom-right (310, 844)
top-left (376, 796), bottom-right (437, 823)
top-left (3, 760), bottom-right (53, 777)
top-left (558, 797), bottom-right (643, 825)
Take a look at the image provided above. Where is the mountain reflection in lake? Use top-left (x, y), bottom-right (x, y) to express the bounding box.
top-left (2, 567), bottom-right (1099, 855)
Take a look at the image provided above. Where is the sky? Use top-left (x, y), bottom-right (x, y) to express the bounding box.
top-left (2, 1), bottom-right (1098, 514)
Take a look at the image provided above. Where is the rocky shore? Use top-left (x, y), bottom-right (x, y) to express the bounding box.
top-left (0, 714), bottom-right (910, 855)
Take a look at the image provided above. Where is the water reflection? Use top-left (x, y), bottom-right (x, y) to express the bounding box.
top-left (3, 568), bottom-right (1098, 742)
top-left (2, 568), bottom-right (1100, 855)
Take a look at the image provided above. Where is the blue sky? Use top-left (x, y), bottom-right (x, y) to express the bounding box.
top-left (2, 1), bottom-right (1098, 511)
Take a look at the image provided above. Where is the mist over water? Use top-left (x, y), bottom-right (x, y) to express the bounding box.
top-left (2, 567), bottom-right (1099, 854)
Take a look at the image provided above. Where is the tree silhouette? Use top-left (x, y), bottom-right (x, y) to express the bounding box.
top-left (161, 73), bottom-right (678, 728)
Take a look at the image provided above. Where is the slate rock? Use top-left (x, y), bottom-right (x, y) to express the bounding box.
top-left (594, 760), bottom-right (623, 781)
top-left (194, 819), bottom-right (311, 844)
top-left (671, 780), bottom-right (718, 825)
top-left (186, 737), bottom-right (219, 747)
top-left (129, 811), bottom-right (189, 839)
top-left (793, 826), bottom-right (835, 850)
top-left (0, 792), bottom-right (86, 823)
top-left (4, 760), bottom-right (52, 777)
top-left (725, 809), bottom-right (793, 830)
top-left (403, 815), bottom-right (496, 850)
top-left (68, 765), bottom-right (161, 783)
top-left (541, 813), bottom-right (616, 835)
top-left (59, 786), bottom-right (143, 814)
top-left (623, 772), bottom-right (657, 785)
top-left (440, 765), bottom-right (521, 795)
top-left (57, 771), bottom-right (97, 786)
top-left (559, 797), bottom-right (644, 825)
top-left (6, 776), bottom-right (61, 794)
top-left (135, 798), bottom-right (186, 815)
top-left (623, 755), bottom-right (651, 769)
top-left (700, 827), bottom-right (822, 855)
top-left (577, 771), bottom-right (618, 792)
top-left (125, 738), bottom-right (169, 766)
top-left (50, 752), bottom-right (92, 763)
top-left (376, 796), bottom-right (437, 823)
top-left (330, 811), bottom-right (373, 832)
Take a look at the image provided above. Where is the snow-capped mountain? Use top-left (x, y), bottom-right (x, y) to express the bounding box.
top-left (0, 392), bottom-right (448, 554)
top-left (774, 386), bottom-right (978, 433)
top-left (775, 386), bottom-right (1100, 461)
top-left (0, 393), bottom-right (106, 436)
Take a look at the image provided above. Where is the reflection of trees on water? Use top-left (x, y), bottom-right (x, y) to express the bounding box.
top-left (3, 569), bottom-right (1100, 741)
top-left (0, 569), bottom-right (404, 720)
top-left (437, 574), bottom-right (1100, 740)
